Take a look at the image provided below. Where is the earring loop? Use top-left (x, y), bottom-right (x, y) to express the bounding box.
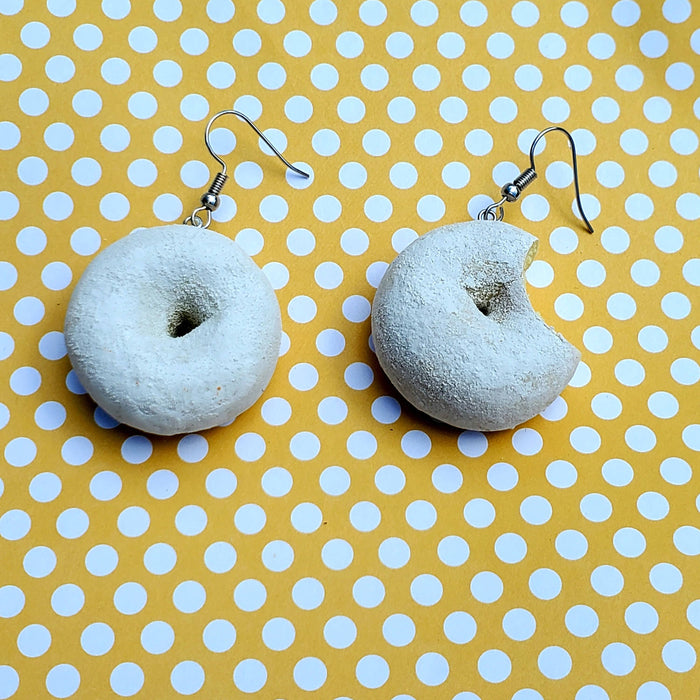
top-left (478, 126), bottom-right (594, 233)
top-left (185, 109), bottom-right (310, 228)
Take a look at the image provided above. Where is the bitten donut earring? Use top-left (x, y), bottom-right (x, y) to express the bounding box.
top-left (65, 110), bottom-right (309, 436)
top-left (372, 126), bottom-right (594, 432)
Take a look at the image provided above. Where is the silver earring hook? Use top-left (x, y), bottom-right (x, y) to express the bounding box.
top-left (185, 109), bottom-right (310, 229)
top-left (477, 126), bottom-right (594, 234)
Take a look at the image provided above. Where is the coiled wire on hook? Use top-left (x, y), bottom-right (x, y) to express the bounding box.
top-left (185, 110), bottom-right (310, 229)
top-left (477, 126), bottom-right (594, 233)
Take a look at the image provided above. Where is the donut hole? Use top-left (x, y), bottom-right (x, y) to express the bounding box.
top-left (167, 287), bottom-right (217, 338)
top-left (168, 307), bottom-right (206, 337)
top-left (467, 282), bottom-right (505, 318)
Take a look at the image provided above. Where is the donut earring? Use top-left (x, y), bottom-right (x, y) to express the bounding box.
top-left (371, 126), bottom-right (594, 432)
top-left (65, 110), bottom-right (309, 436)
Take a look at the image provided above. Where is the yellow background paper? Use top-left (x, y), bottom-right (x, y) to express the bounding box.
top-left (1, 0), bottom-right (699, 697)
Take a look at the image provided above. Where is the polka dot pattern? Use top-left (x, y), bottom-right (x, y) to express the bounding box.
top-left (1, 1), bottom-right (697, 698)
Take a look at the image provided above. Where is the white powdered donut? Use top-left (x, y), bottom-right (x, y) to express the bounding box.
top-left (65, 224), bottom-right (281, 435)
top-left (371, 220), bottom-right (581, 432)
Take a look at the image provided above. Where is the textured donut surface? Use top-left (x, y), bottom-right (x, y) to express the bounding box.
top-left (371, 220), bottom-right (581, 432)
top-left (65, 224), bottom-right (281, 435)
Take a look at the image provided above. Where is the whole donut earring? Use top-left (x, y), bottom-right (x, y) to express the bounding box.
top-left (371, 126), bottom-right (594, 432)
top-left (65, 110), bottom-right (309, 436)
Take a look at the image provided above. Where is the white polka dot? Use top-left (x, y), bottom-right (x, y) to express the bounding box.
top-left (262, 260), bottom-right (289, 289)
top-left (0, 585), bottom-right (25, 620)
top-left (662, 639), bottom-right (696, 673)
top-left (435, 535), bottom-right (468, 567)
top-left (601, 642), bottom-right (636, 676)
top-left (60, 436), bottom-right (93, 466)
top-left (613, 527), bottom-right (646, 558)
top-left (352, 575), bottom-right (385, 608)
top-left (440, 611), bottom-right (477, 647)
top-left (539, 32), bottom-right (567, 59)
top-left (140, 621), bottom-right (174, 655)
top-left (555, 529), bottom-right (588, 560)
top-left (545, 460), bottom-right (577, 489)
top-left (511, 0), bottom-right (539, 25)
top-left (477, 649), bottom-right (511, 683)
top-left (569, 425), bottom-right (602, 454)
top-left (355, 654), bottom-right (390, 689)
top-left (647, 390), bottom-right (679, 419)
top-left (487, 462), bottom-right (518, 491)
top-left (431, 464), bottom-right (463, 494)
top-left (202, 619), bottom-right (236, 653)
top-left (143, 543), bottom-right (177, 575)
top-left (56, 508), bottom-right (89, 539)
top-left (464, 498), bottom-right (495, 528)
top-left (624, 601), bottom-right (659, 635)
top-left (403, 500), bottom-right (436, 530)
top-left (373, 465), bottom-right (404, 496)
top-left (117, 506), bottom-right (150, 538)
top-left (460, 0), bottom-right (487, 25)
top-left (606, 292), bottom-right (637, 321)
top-left (471, 571), bottom-right (503, 603)
top-left (29, 472), bottom-right (62, 503)
top-left (663, 0), bottom-right (691, 22)
top-left (24, 546), bottom-right (57, 578)
top-left (591, 392), bottom-right (623, 420)
top-left (538, 646), bottom-right (572, 680)
top-left (233, 659), bottom-right (268, 693)
top-left (566, 604), bottom-right (599, 637)
top-left (650, 562), bottom-right (683, 594)
top-left (173, 580), bottom-right (206, 614)
top-left (660, 457), bottom-right (691, 485)
top-left (590, 564), bottom-right (624, 596)
top-left (113, 582), bottom-right (146, 615)
top-left (99, 192), bottom-right (130, 221)
top-left (462, 65), bottom-right (490, 92)
top-left (203, 541), bottom-right (235, 574)
top-left (677, 192), bottom-right (700, 220)
top-left (45, 664), bottom-right (80, 698)
top-left (175, 504), bottom-right (207, 537)
top-left (109, 662), bottom-right (144, 697)
top-left (317, 397), bottom-right (348, 425)
top-left (169, 661), bottom-right (204, 695)
top-left (290, 502), bottom-right (322, 533)
top-left (4, 436), bottom-right (37, 467)
top-left (673, 525), bottom-right (700, 556)
top-left (321, 538), bottom-right (354, 570)
top-left (347, 430), bottom-right (377, 459)
top-left (233, 579), bottom-right (267, 613)
top-left (335, 30), bottom-right (362, 60)
top-left (233, 503), bottom-right (265, 535)
top-left (289, 431), bottom-right (321, 461)
top-left (291, 577), bottom-right (324, 610)
top-left (515, 64), bottom-right (543, 91)
top-left (643, 96), bottom-right (672, 123)
top-left (293, 657), bottom-right (327, 692)
top-left (625, 424), bottom-right (657, 452)
top-left (18, 623), bottom-right (52, 658)
top-left (583, 326), bottom-right (613, 354)
top-left (378, 614), bottom-right (415, 649)
top-left (501, 608), bottom-right (535, 641)
top-left (234, 432), bottom-right (266, 461)
top-left (415, 652), bottom-right (449, 686)
top-left (581, 494), bottom-right (613, 523)
top-left (529, 568), bottom-right (561, 600)
top-left (377, 536), bottom-right (410, 569)
top-left (319, 616), bottom-right (355, 650)
top-left (592, 95), bottom-right (620, 123)
top-left (392, 227), bottom-right (419, 253)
